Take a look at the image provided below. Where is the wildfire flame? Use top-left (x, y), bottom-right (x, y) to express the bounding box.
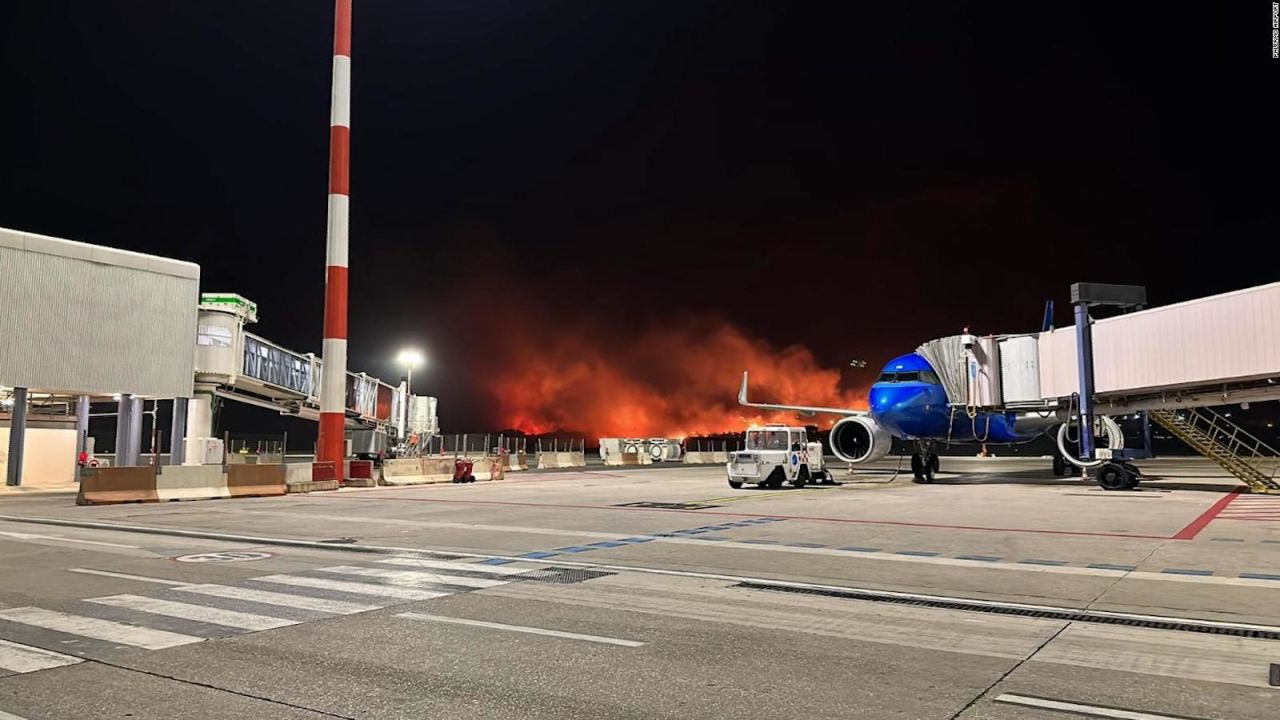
top-left (488, 319), bottom-right (866, 438)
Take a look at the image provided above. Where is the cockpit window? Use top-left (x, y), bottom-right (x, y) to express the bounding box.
top-left (877, 369), bottom-right (941, 384)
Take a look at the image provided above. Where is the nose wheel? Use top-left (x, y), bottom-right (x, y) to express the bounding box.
top-left (911, 441), bottom-right (939, 483)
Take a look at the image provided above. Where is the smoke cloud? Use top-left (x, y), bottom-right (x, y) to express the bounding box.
top-left (485, 317), bottom-right (865, 438)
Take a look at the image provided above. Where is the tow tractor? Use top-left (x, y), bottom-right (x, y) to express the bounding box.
top-left (726, 425), bottom-right (836, 489)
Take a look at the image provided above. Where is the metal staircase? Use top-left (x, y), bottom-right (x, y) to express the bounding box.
top-left (1150, 408), bottom-right (1280, 494)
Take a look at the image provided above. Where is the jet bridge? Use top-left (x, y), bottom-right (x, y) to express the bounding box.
top-left (186, 294), bottom-right (436, 459)
top-left (918, 281), bottom-right (1280, 492)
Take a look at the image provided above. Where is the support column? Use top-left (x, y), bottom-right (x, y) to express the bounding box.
top-left (170, 397), bottom-right (188, 466)
top-left (74, 395), bottom-right (89, 480)
top-left (127, 396), bottom-right (144, 466)
top-left (5, 387), bottom-right (28, 486)
top-left (184, 392), bottom-right (214, 466)
top-left (1073, 302), bottom-right (1096, 463)
top-left (317, 0), bottom-right (352, 470)
top-left (115, 394), bottom-right (133, 467)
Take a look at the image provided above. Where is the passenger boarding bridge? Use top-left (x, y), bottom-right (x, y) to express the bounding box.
top-left (920, 281), bottom-right (1280, 492)
top-left (185, 294), bottom-right (436, 460)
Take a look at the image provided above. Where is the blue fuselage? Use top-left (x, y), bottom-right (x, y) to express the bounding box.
top-left (867, 353), bottom-right (1036, 444)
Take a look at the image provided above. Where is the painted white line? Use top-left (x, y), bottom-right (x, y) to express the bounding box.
top-left (377, 556), bottom-right (537, 575)
top-left (253, 574), bottom-right (454, 601)
top-left (67, 568), bottom-right (192, 586)
top-left (9, 516), bottom-right (1280, 622)
top-left (0, 607), bottom-right (202, 650)
top-left (86, 595), bottom-right (298, 632)
top-left (994, 693), bottom-right (1198, 719)
top-left (397, 612), bottom-right (644, 647)
top-left (316, 565), bottom-right (507, 589)
top-left (0, 710), bottom-right (30, 720)
top-left (0, 639), bottom-right (83, 673)
top-left (0, 530), bottom-right (139, 549)
top-left (175, 584), bottom-right (378, 615)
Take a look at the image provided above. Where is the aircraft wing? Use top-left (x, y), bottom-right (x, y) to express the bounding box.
top-left (737, 371), bottom-right (866, 417)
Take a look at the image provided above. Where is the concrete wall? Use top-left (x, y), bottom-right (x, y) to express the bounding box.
top-left (0, 425), bottom-right (76, 488)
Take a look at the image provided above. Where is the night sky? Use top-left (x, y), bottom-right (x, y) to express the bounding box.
top-left (3, 3), bottom-right (1277, 441)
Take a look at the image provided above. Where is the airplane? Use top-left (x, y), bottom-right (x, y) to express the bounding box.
top-left (737, 351), bottom-right (1072, 483)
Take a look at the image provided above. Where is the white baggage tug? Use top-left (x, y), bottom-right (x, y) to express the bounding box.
top-left (726, 425), bottom-right (836, 489)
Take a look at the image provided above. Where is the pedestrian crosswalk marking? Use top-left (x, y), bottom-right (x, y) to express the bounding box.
top-left (86, 595), bottom-right (299, 632)
top-left (375, 557), bottom-right (535, 575)
top-left (175, 584), bottom-right (379, 615)
top-left (316, 565), bottom-right (507, 589)
top-left (0, 558), bottom-right (559, 676)
top-left (253, 574), bottom-right (454, 601)
top-left (0, 607), bottom-right (202, 650)
top-left (0, 639), bottom-right (83, 673)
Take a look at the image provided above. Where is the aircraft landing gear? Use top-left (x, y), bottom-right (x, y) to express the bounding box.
top-left (911, 441), bottom-right (939, 484)
top-left (1052, 453), bottom-right (1068, 477)
top-left (1097, 461), bottom-right (1141, 491)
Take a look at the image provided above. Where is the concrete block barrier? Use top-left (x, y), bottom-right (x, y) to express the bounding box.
top-left (505, 452), bottom-right (529, 471)
top-left (711, 451), bottom-right (730, 463)
top-left (380, 457), bottom-right (455, 486)
top-left (312, 461), bottom-right (338, 483)
top-left (345, 459), bottom-right (377, 488)
top-left (77, 467), bottom-right (159, 505)
top-left (156, 465), bottom-right (228, 501)
top-left (285, 462), bottom-right (339, 493)
top-left (226, 464), bottom-right (287, 498)
top-left (620, 451), bottom-right (652, 466)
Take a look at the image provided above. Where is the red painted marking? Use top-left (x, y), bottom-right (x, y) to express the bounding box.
top-left (322, 266), bottom-right (348, 338)
top-left (316, 412), bottom-right (346, 468)
top-left (1172, 490), bottom-right (1243, 540)
top-left (328, 126), bottom-right (350, 194)
top-left (302, 494), bottom-right (1170, 540)
top-left (333, 0), bottom-right (352, 57)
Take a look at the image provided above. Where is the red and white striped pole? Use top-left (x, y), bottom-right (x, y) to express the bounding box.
top-left (318, 0), bottom-right (352, 470)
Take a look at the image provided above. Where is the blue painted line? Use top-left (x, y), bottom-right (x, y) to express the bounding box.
top-left (896, 550), bottom-right (942, 557)
top-left (1238, 573), bottom-right (1280, 581)
top-left (1262, 540), bottom-right (1280, 545)
top-left (676, 529), bottom-right (709, 535)
top-left (787, 542), bottom-right (827, 548)
top-left (837, 546), bottom-right (881, 553)
top-left (1162, 568), bottom-right (1213, 576)
top-left (955, 555), bottom-right (1002, 562)
top-left (586, 541), bottom-right (625, 548)
top-left (478, 558), bottom-right (515, 566)
top-left (1210, 538), bottom-right (1245, 542)
top-left (618, 537), bottom-right (654, 543)
top-left (553, 546), bottom-right (594, 553)
top-left (1018, 559), bottom-right (1068, 566)
top-left (652, 532), bottom-right (678, 537)
top-left (1087, 563), bottom-right (1137, 571)
top-left (691, 536), bottom-right (728, 541)
top-left (740, 539), bottom-right (779, 544)
top-left (519, 552), bottom-right (560, 559)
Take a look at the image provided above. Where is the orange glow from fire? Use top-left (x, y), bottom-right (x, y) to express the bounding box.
top-left (489, 320), bottom-right (866, 438)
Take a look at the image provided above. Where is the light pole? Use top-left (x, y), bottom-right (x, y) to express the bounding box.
top-left (396, 349), bottom-right (424, 438)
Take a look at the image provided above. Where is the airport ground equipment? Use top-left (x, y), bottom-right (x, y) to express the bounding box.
top-left (726, 425), bottom-right (834, 489)
top-left (1150, 407), bottom-right (1280, 493)
top-left (451, 458), bottom-right (477, 484)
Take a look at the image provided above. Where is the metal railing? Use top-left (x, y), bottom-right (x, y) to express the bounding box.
top-left (1152, 407), bottom-right (1280, 492)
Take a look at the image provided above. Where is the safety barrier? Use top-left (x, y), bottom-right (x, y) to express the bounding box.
top-left (619, 451), bottom-right (652, 466)
top-left (346, 459), bottom-right (377, 487)
top-left (156, 465), bottom-right (228, 500)
top-left (225, 464), bottom-right (288, 498)
top-left (682, 451), bottom-right (711, 464)
top-left (536, 451), bottom-right (586, 469)
top-left (505, 452), bottom-right (529, 471)
top-left (77, 464), bottom-right (287, 505)
top-left (77, 467), bottom-right (159, 505)
top-left (283, 462), bottom-right (340, 493)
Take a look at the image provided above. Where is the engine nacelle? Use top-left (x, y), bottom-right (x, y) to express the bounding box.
top-left (830, 415), bottom-right (893, 464)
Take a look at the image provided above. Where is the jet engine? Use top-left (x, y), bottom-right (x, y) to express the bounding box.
top-left (829, 416), bottom-right (893, 464)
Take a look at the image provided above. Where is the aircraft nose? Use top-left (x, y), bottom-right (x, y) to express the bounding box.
top-left (870, 384), bottom-right (930, 415)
